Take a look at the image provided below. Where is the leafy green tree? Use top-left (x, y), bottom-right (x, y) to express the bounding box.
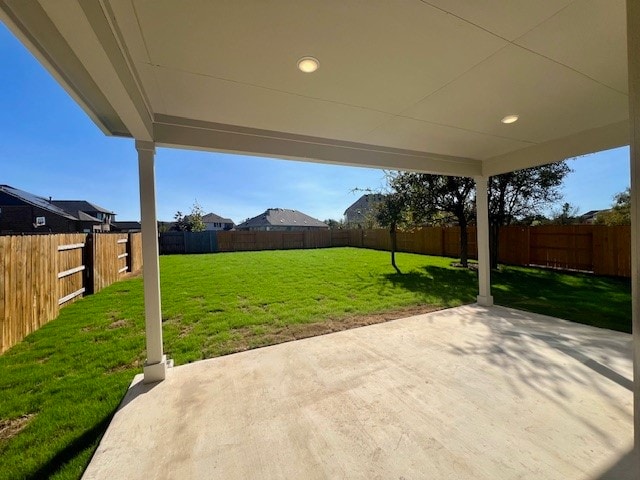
top-left (188, 201), bottom-right (206, 232)
top-left (389, 173), bottom-right (475, 267)
top-left (375, 191), bottom-right (409, 274)
top-left (488, 162), bottom-right (570, 268)
top-left (324, 218), bottom-right (344, 229)
top-left (174, 201), bottom-right (206, 232)
top-left (173, 211), bottom-right (188, 231)
top-left (595, 187), bottom-right (630, 225)
top-left (384, 162), bottom-right (570, 269)
top-left (550, 202), bottom-right (580, 225)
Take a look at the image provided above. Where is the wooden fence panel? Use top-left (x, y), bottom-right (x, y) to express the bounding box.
top-left (1, 235), bottom-right (60, 353)
top-left (282, 232), bottom-right (304, 249)
top-left (303, 229), bottom-right (332, 248)
top-left (421, 227), bottom-right (443, 255)
top-left (159, 231), bottom-right (186, 254)
top-left (348, 229), bottom-right (364, 247)
top-left (57, 234), bottom-right (88, 307)
top-left (498, 226), bottom-right (530, 266)
top-left (593, 225), bottom-right (631, 277)
top-left (184, 231), bottom-right (217, 254)
top-left (129, 232), bottom-right (143, 272)
top-left (93, 233), bottom-right (130, 293)
top-left (1, 232), bottom-right (143, 354)
top-left (529, 225), bottom-right (593, 271)
top-left (361, 229), bottom-right (390, 250)
top-left (330, 230), bottom-right (351, 247)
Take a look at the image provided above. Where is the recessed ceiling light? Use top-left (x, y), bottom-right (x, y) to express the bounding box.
top-left (297, 56), bottom-right (319, 73)
top-left (501, 114), bottom-right (519, 124)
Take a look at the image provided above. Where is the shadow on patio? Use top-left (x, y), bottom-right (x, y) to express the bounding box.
top-left (82, 305), bottom-right (633, 480)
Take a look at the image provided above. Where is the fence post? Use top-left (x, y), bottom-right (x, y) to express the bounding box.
top-left (84, 233), bottom-right (94, 295)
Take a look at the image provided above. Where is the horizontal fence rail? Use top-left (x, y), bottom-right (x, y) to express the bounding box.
top-left (1, 232), bottom-right (142, 353)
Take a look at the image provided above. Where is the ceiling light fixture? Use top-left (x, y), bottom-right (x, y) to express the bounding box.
top-left (501, 114), bottom-right (519, 124)
top-left (297, 56), bottom-right (319, 73)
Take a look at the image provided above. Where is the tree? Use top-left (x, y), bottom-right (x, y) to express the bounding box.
top-left (173, 201), bottom-right (206, 232)
top-left (324, 218), bottom-right (344, 229)
top-left (188, 201), bottom-right (206, 232)
top-left (595, 187), bottom-right (630, 225)
top-left (488, 161), bottom-right (570, 268)
top-left (173, 211), bottom-right (188, 231)
top-left (549, 202), bottom-right (579, 225)
top-left (383, 162), bottom-right (569, 270)
top-left (375, 191), bottom-right (409, 274)
top-left (389, 173), bottom-right (475, 267)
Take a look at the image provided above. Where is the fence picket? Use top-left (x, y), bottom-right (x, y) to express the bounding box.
top-left (0, 232), bottom-right (143, 353)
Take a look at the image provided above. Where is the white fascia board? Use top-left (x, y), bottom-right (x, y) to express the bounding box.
top-left (154, 115), bottom-right (482, 177)
top-left (38, 0), bottom-right (152, 140)
top-left (483, 120), bottom-right (629, 176)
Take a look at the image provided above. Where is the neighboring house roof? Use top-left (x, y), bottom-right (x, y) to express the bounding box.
top-left (0, 184), bottom-right (78, 221)
top-left (202, 213), bottom-right (234, 224)
top-left (51, 200), bottom-right (114, 215)
top-left (112, 221), bottom-right (141, 230)
top-left (76, 211), bottom-right (102, 223)
top-left (237, 208), bottom-right (328, 229)
top-left (344, 194), bottom-right (386, 218)
top-left (578, 209), bottom-right (609, 222)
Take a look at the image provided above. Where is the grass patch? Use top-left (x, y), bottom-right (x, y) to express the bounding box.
top-left (492, 265), bottom-right (631, 333)
top-left (0, 247), bottom-right (631, 479)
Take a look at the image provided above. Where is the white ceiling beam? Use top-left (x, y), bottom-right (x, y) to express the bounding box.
top-left (153, 115), bottom-right (482, 177)
top-left (482, 120), bottom-right (629, 176)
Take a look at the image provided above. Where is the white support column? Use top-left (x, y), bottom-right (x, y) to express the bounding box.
top-left (475, 176), bottom-right (493, 307)
top-left (626, 0), bottom-right (640, 472)
top-left (137, 140), bottom-right (168, 383)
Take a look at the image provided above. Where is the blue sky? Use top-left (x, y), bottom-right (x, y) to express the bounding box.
top-left (0, 23), bottom-right (630, 224)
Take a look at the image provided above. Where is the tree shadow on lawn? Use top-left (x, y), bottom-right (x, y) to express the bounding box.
top-left (382, 264), bottom-right (631, 334)
top-left (382, 266), bottom-right (478, 307)
top-left (491, 267), bottom-right (631, 334)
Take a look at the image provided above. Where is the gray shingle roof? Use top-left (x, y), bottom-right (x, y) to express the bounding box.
top-left (76, 211), bottom-right (102, 222)
top-left (202, 213), bottom-right (234, 224)
top-left (51, 200), bottom-right (114, 215)
top-left (237, 208), bottom-right (328, 229)
top-left (344, 194), bottom-right (386, 217)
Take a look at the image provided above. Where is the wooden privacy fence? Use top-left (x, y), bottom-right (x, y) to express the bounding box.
top-left (1, 232), bottom-right (142, 353)
top-left (497, 225), bottom-right (630, 277)
top-left (162, 225), bottom-right (631, 277)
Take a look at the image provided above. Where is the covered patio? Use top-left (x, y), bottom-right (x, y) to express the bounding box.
top-left (82, 305), bottom-right (632, 479)
top-left (1, 0), bottom-right (638, 477)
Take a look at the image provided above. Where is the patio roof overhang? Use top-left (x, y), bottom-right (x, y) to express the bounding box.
top-left (2, 1), bottom-right (639, 472)
top-left (0, 0), bottom-right (629, 176)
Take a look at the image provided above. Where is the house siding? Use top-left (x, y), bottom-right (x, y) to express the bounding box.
top-left (0, 204), bottom-right (77, 234)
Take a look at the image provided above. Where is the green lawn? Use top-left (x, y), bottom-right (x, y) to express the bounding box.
top-left (0, 248), bottom-right (631, 479)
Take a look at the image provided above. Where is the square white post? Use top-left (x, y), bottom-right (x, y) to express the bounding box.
top-left (137, 140), bottom-right (168, 383)
top-left (627, 0), bottom-right (640, 472)
top-left (475, 176), bottom-right (493, 306)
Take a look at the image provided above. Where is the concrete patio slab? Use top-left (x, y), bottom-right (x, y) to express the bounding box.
top-left (82, 305), bottom-right (633, 480)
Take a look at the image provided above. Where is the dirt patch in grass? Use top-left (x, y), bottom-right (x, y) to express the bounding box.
top-left (226, 304), bottom-right (442, 354)
top-left (106, 359), bottom-right (141, 374)
top-left (0, 414), bottom-right (35, 442)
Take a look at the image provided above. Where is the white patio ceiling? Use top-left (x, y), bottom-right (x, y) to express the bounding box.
top-left (0, 0), bottom-right (630, 176)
